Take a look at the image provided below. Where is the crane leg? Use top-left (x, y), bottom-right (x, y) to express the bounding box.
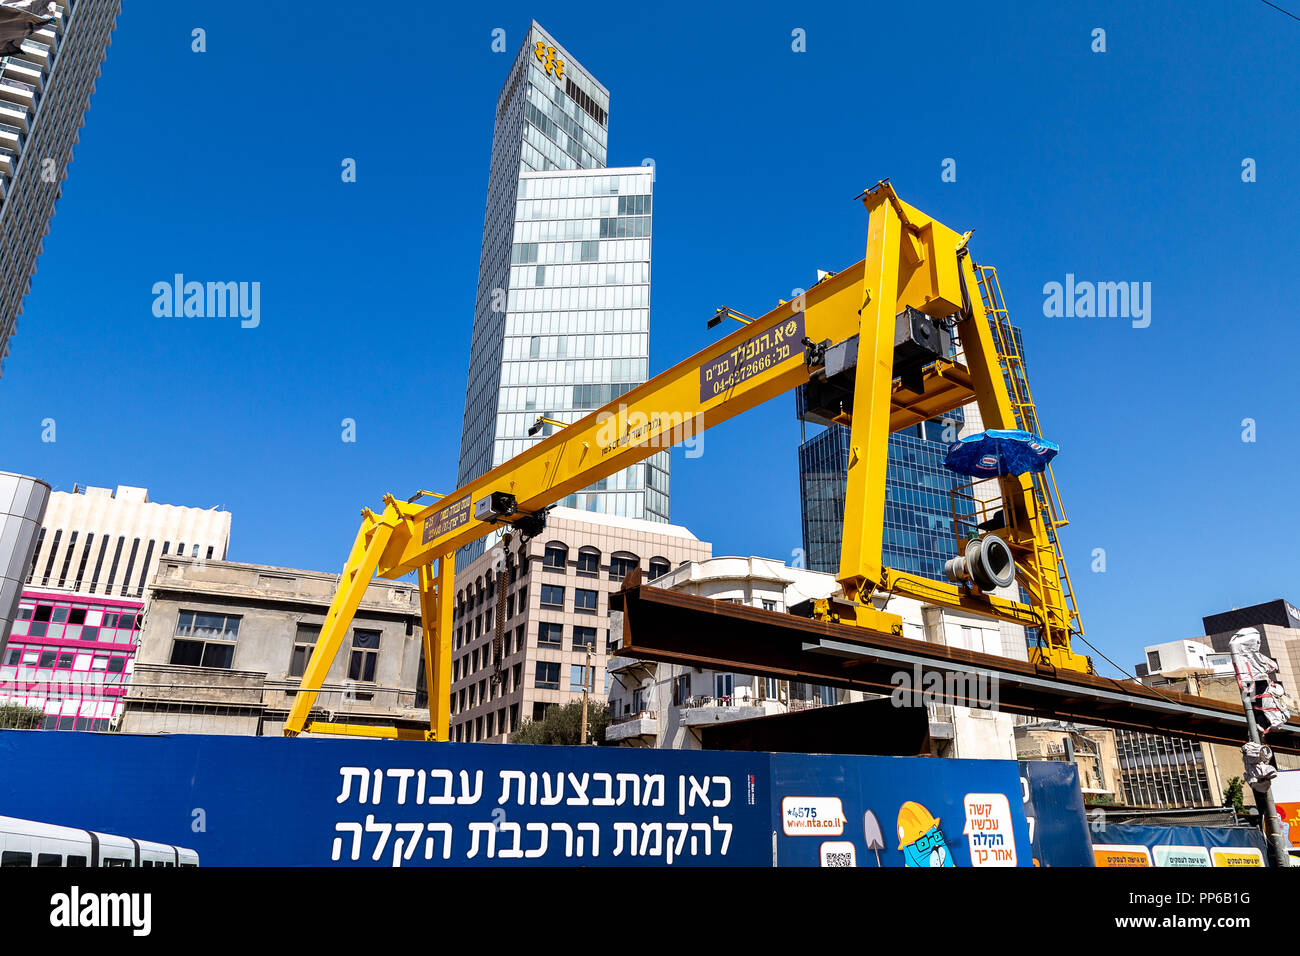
top-left (283, 511), bottom-right (396, 736)
top-left (837, 187), bottom-right (906, 602)
top-left (417, 551), bottom-right (455, 741)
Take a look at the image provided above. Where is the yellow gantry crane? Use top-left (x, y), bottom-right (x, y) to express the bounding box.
top-left (284, 181), bottom-right (1089, 742)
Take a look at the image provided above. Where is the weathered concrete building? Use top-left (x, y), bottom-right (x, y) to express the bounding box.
top-left (121, 556), bottom-right (427, 736)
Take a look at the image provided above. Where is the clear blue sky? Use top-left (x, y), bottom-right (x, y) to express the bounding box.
top-left (1, 1), bottom-right (1296, 676)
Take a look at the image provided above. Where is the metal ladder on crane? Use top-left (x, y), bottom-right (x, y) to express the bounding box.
top-left (975, 264), bottom-right (1086, 650)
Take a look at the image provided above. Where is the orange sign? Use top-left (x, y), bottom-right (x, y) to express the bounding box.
top-left (1093, 845), bottom-right (1152, 867)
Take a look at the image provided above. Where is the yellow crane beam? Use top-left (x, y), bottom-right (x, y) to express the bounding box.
top-left (284, 181), bottom-right (1088, 741)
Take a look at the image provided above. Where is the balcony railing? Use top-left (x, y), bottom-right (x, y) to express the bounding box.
top-left (786, 697), bottom-right (833, 713)
top-left (3, 59), bottom-right (42, 79)
top-left (689, 694), bottom-right (776, 709)
top-left (610, 709), bottom-right (657, 726)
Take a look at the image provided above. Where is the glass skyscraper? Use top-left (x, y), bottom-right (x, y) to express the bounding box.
top-left (798, 411), bottom-right (962, 580)
top-left (457, 22), bottom-right (667, 559)
top-left (0, 0), bottom-right (120, 377)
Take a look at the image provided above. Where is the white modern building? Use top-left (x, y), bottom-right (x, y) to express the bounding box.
top-left (606, 556), bottom-right (1020, 758)
top-left (1139, 639), bottom-right (1234, 679)
top-left (457, 22), bottom-right (666, 562)
top-left (25, 484), bottom-right (231, 599)
top-left (0, 0), bottom-right (120, 376)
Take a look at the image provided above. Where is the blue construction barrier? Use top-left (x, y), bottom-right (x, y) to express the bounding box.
top-left (1019, 760), bottom-right (1095, 867)
top-left (773, 753), bottom-right (1032, 867)
top-left (0, 731), bottom-right (1041, 866)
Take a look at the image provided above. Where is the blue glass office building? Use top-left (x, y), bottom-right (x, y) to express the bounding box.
top-left (797, 414), bottom-right (962, 580)
top-left (797, 325), bottom-right (1027, 580)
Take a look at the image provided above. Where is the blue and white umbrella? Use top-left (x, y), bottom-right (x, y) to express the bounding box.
top-left (943, 428), bottom-right (1059, 478)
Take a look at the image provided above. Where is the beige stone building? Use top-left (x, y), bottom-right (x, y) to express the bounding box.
top-left (1015, 670), bottom-right (1300, 810)
top-left (1015, 722), bottom-right (1120, 800)
top-left (449, 507), bottom-right (710, 743)
top-left (1134, 671), bottom-right (1300, 807)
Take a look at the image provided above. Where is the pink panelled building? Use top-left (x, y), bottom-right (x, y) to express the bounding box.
top-left (3, 589), bottom-right (142, 730)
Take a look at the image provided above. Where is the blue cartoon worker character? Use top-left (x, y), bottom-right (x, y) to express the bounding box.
top-left (897, 801), bottom-right (954, 867)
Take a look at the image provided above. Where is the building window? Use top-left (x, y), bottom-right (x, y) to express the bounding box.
top-left (538, 622), bottom-right (563, 646)
top-left (574, 588), bottom-right (597, 614)
top-left (762, 599), bottom-right (777, 612)
top-left (673, 674), bottom-right (690, 706)
top-left (540, 584), bottom-right (564, 609)
top-left (542, 542), bottom-right (568, 570)
top-left (648, 558), bottom-right (670, 581)
top-left (819, 685), bottom-right (837, 706)
top-left (348, 629), bottom-right (381, 682)
top-left (714, 673), bottom-right (734, 700)
top-left (570, 664), bottom-right (592, 692)
top-left (535, 661), bottom-right (560, 690)
top-left (40, 528), bottom-right (62, 586)
top-left (169, 611), bottom-right (240, 668)
top-left (576, 547), bottom-right (600, 577)
top-left (289, 623), bottom-right (320, 678)
top-left (573, 625), bottom-right (596, 650)
top-left (609, 553), bottom-right (639, 581)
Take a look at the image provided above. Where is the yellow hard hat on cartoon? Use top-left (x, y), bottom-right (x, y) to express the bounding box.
top-left (897, 801), bottom-right (941, 848)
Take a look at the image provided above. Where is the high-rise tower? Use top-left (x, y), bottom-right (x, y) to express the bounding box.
top-left (0, 0), bottom-right (119, 376)
top-left (457, 22), bottom-right (667, 559)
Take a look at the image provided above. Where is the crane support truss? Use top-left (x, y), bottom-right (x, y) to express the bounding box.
top-left (611, 581), bottom-right (1300, 755)
top-left (285, 182), bottom-right (1090, 740)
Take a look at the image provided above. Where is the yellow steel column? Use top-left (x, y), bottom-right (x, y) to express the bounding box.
top-left (431, 551), bottom-right (455, 741)
top-left (416, 562), bottom-right (438, 738)
top-left (283, 510), bottom-right (396, 736)
top-left (417, 556), bottom-right (454, 742)
top-left (837, 189), bottom-right (906, 602)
